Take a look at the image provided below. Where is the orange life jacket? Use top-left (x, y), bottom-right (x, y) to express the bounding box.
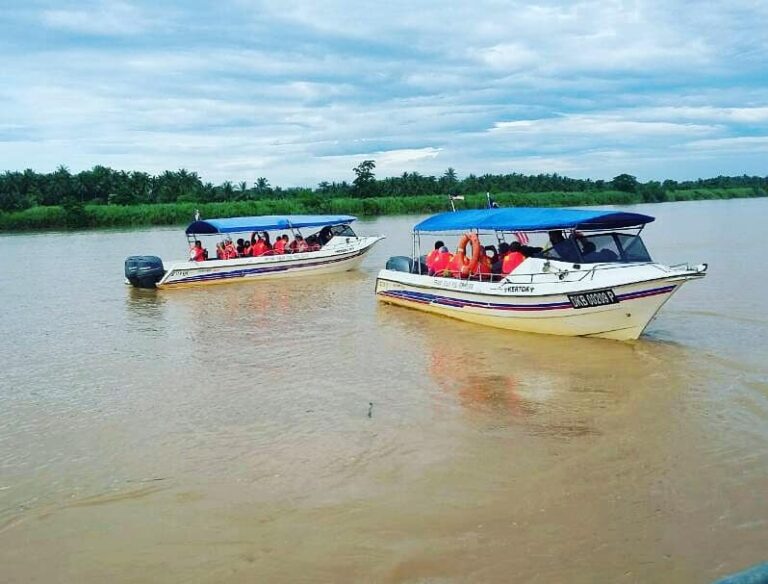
top-left (273, 239), bottom-right (286, 254)
top-left (474, 256), bottom-right (492, 277)
top-left (224, 244), bottom-right (238, 260)
top-left (425, 249), bottom-right (440, 270)
top-left (191, 246), bottom-right (205, 262)
top-left (252, 241), bottom-right (268, 256)
top-left (446, 254), bottom-right (467, 278)
top-left (431, 251), bottom-right (452, 276)
top-left (501, 251), bottom-right (525, 274)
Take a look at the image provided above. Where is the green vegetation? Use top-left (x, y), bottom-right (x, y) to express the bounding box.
top-left (0, 162), bottom-right (765, 231)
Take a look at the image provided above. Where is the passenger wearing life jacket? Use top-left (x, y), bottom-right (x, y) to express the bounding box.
top-left (215, 242), bottom-right (225, 260)
top-left (295, 235), bottom-right (309, 253)
top-left (223, 240), bottom-right (238, 259)
top-left (501, 241), bottom-right (526, 274)
top-left (242, 240), bottom-right (252, 257)
top-left (273, 236), bottom-right (286, 254)
top-left (429, 246), bottom-right (452, 276)
top-left (262, 232), bottom-right (273, 253)
top-left (425, 241), bottom-right (445, 272)
top-left (251, 236), bottom-right (269, 256)
top-left (492, 242), bottom-right (509, 274)
top-left (473, 247), bottom-right (493, 280)
top-left (190, 240), bottom-right (206, 262)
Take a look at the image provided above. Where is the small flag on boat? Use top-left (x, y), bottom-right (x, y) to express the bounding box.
top-left (448, 194), bottom-right (464, 212)
top-left (486, 192), bottom-right (499, 209)
top-left (514, 231), bottom-right (529, 244)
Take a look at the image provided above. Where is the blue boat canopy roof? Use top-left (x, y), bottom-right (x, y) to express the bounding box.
top-left (413, 208), bottom-right (654, 233)
top-left (186, 214), bottom-right (357, 235)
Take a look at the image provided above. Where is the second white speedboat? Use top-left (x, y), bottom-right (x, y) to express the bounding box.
top-left (375, 207), bottom-right (707, 341)
top-left (125, 214), bottom-right (383, 289)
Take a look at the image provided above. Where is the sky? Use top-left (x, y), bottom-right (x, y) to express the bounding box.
top-left (1, 0), bottom-right (767, 187)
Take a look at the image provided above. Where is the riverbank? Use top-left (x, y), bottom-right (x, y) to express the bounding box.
top-left (0, 187), bottom-right (760, 231)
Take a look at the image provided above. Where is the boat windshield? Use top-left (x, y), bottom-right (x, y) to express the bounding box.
top-left (537, 232), bottom-right (653, 263)
top-left (330, 224), bottom-right (356, 237)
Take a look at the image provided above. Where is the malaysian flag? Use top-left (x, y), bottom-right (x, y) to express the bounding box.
top-left (514, 231), bottom-right (529, 244)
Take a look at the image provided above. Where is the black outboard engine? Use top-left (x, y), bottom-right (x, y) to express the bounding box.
top-left (125, 256), bottom-right (165, 288)
top-left (385, 256), bottom-right (429, 275)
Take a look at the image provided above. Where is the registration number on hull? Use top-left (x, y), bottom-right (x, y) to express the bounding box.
top-left (568, 288), bottom-right (618, 309)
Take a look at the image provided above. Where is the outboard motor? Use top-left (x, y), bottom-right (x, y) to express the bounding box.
top-left (125, 256), bottom-right (165, 288)
top-left (385, 256), bottom-right (429, 275)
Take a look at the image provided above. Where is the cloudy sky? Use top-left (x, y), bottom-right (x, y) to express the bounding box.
top-left (1, 0), bottom-right (767, 187)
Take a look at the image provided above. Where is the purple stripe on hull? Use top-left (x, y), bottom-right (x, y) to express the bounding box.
top-left (379, 284), bottom-right (676, 312)
top-left (165, 250), bottom-right (364, 286)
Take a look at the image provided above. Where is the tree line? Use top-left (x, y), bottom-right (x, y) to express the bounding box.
top-left (1, 161), bottom-right (767, 213)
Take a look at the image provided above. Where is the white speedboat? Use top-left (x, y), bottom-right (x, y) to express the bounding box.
top-left (375, 208), bottom-right (707, 340)
top-left (125, 214), bottom-right (383, 289)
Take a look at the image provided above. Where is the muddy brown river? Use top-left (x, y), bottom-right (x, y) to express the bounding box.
top-left (1, 199), bottom-right (767, 582)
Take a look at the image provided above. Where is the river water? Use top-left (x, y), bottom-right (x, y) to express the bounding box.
top-left (1, 199), bottom-right (767, 583)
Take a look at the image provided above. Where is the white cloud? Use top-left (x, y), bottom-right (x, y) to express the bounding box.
top-left (41, 1), bottom-right (152, 36)
top-left (0, 0), bottom-right (766, 185)
top-left (490, 115), bottom-right (716, 138)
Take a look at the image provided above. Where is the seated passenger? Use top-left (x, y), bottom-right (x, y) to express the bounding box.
top-left (262, 232), bottom-right (273, 252)
top-left (546, 230), bottom-right (566, 249)
top-left (426, 241), bottom-right (445, 272)
top-left (473, 247), bottom-right (493, 280)
top-left (306, 235), bottom-right (321, 251)
top-left (295, 235), bottom-right (309, 253)
top-left (445, 250), bottom-right (467, 279)
top-left (236, 238), bottom-right (245, 256)
top-left (501, 242), bottom-right (526, 274)
top-left (429, 246), bottom-right (452, 276)
top-left (492, 242), bottom-right (510, 274)
top-left (273, 236), bottom-right (286, 254)
top-left (251, 236), bottom-right (269, 256)
top-left (242, 240), bottom-right (252, 257)
top-left (215, 242), bottom-right (225, 260)
top-left (223, 240), bottom-right (238, 259)
top-left (318, 226), bottom-right (333, 245)
top-left (190, 240), bottom-right (206, 262)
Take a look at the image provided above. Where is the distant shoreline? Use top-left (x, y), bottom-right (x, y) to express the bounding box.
top-left (0, 187), bottom-right (762, 232)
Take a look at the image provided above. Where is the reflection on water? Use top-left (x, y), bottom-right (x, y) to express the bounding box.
top-left (1, 200), bottom-right (768, 583)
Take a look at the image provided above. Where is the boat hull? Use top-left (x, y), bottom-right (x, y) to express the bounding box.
top-left (157, 237), bottom-right (382, 289)
top-left (375, 265), bottom-right (705, 341)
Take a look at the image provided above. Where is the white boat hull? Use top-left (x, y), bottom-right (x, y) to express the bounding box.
top-left (157, 236), bottom-right (382, 289)
top-left (375, 260), bottom-right (706, 341)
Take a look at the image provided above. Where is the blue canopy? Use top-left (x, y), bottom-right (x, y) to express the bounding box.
top-left (186, 214), bottom-right (357, 235)
top-left (413, 208), bottom-right (654, 233)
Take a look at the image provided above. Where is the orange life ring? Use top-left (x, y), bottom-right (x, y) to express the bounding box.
top-left (456, 233), bottom-right (482, 278)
